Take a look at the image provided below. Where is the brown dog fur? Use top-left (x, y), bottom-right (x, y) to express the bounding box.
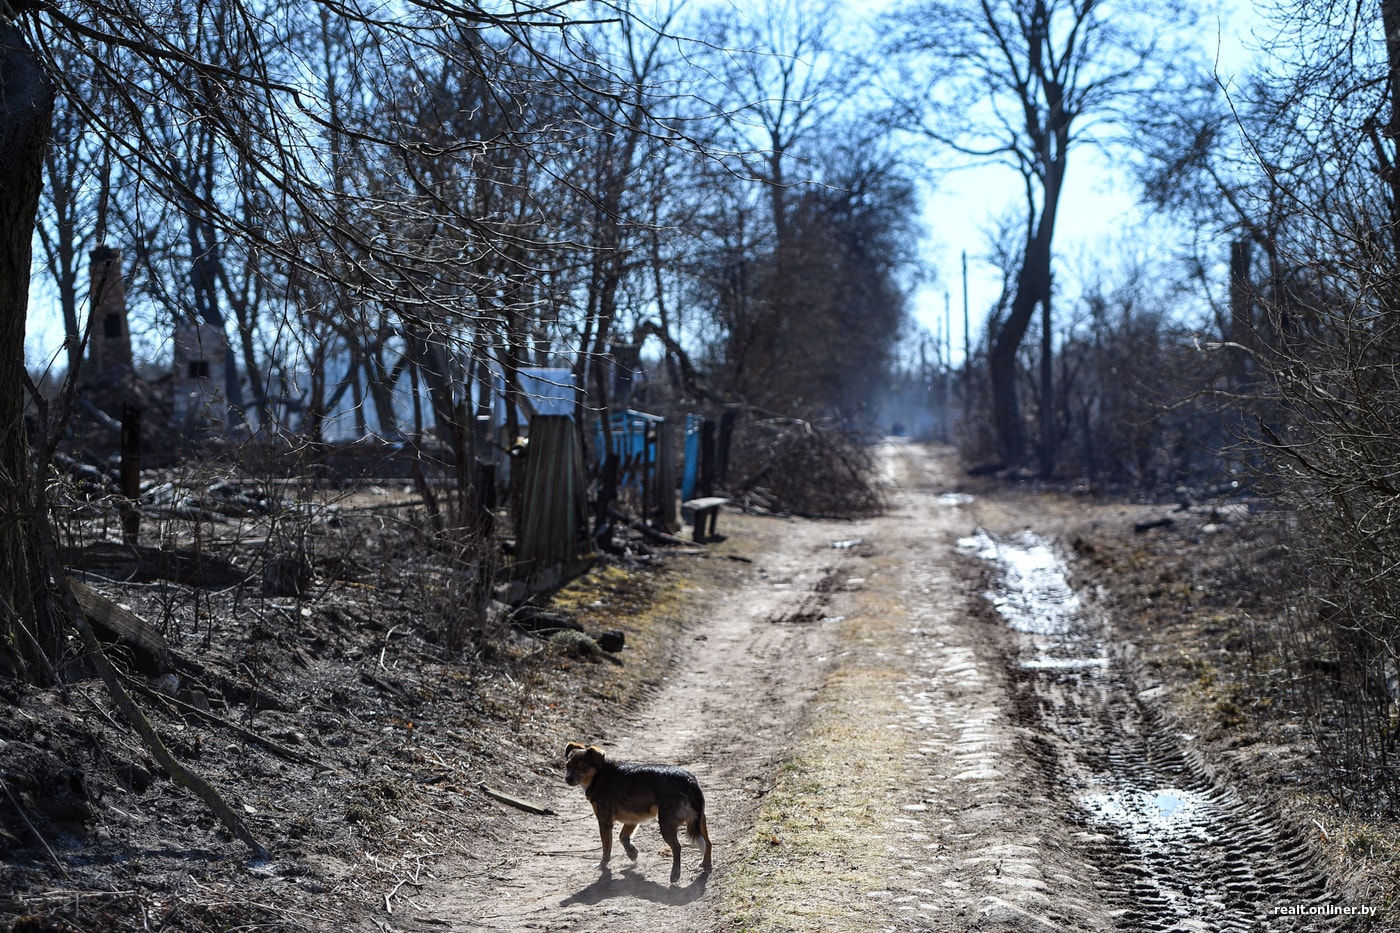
top-left (563, 742), bottom-right (712, 882)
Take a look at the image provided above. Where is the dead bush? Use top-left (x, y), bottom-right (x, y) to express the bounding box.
top-left (725, 418), bottom-right (885, 519)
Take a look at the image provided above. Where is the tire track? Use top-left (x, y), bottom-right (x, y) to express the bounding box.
top-left (967, 529), bottom-right (1345, 932)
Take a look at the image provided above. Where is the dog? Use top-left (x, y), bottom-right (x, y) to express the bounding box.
top-left (563, 742), bottom-right (712, 882)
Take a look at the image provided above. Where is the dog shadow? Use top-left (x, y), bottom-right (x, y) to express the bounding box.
top-left (559, 863), bottom-right (711, 908)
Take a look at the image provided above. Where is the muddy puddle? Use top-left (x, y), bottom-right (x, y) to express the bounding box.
top-left (962, 529), bottom-right (1347, 932)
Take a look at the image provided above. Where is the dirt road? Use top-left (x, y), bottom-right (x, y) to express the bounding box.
top-left (414, 442), bottom-right (1345, 932)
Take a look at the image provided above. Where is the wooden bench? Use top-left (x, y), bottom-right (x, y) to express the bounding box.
top-left (682, 496), bottom-right (731, 543)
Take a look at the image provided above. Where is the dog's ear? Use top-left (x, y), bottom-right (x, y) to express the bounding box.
top-left (565, 741), bottom-right (585, 755)
top-left (586, 745), bottom-right (606, 761)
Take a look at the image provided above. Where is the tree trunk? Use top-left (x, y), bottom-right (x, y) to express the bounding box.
top-left (406, 319), bottom-right (460, 458)
top-left (303, 337), bottom-right (327, 445)
top-left (988, 248), bottom-right (1050, 469)
top-left (1038, 284), bottom-right (1056, 479)
top-left (989, 147), bottom-right (1065, 469)
top-left (42, 150), bottom-right (82, 376)
top-left (364, 340), bottom-right (404, 440)
top-left (1381, 0), bottom-right (1400, 260)
top-left (0, 21), bottom-right (58, 684)
top-left (230, 287), bottom-right (272, 429)
top-left (1228, 237), bottom-right (1253, 378)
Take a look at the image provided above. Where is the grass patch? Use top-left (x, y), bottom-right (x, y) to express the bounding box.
top-left (722, 588), bottom-right (914, 931)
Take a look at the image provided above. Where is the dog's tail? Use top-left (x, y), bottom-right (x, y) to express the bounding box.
top-left (684, 785), bottom-right (707, 842)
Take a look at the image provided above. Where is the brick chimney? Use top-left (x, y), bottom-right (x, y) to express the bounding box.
top-left (87, 245), bottom-right (132, 374)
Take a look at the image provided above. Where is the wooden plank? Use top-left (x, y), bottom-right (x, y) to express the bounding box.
top-left (68, 577), bottom-right (170, 664)
top-left (682, 496), bottom-right (730, 510)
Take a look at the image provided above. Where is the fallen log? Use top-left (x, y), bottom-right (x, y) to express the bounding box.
top-left (68, 577), bottom-right (168, 673)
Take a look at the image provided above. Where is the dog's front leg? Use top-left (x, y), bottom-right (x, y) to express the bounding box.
top-left (595, 816), bottom-right (614, 869)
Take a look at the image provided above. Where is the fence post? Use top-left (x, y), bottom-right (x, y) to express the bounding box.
top-left (120, 404), bottom-right (141, 544)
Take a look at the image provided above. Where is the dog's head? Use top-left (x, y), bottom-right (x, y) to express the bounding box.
top-left (563, 742), bottom-right (605, 788)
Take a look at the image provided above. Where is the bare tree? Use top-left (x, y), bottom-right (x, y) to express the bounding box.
top-left (575, 11), bottom-right (675, 407)
top-left (1212, 0), bottom-right (1400, 798)
top-left (0, 0), bottom-right (691, 663)
top-left (886, 0), bottom-right (1199, 471)
top-left (699, 0), bottom-right (866, 251)
top-left (33, 44), bottom-right (115, 379)
top-left (1, 17), bottom-right (58, 681)
top-left (664, 0), bottom-right (918, 422)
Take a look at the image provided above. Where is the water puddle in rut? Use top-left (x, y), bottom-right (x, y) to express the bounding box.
top-left (962, 528), bottom-right (1339, 932)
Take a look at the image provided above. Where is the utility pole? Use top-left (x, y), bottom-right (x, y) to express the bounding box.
top-left (944, 291), bottom-right (952, 441)
top-left (961, 250), bottom-right (970, 365)
top-left (961, 251), bottom-right (971, 423)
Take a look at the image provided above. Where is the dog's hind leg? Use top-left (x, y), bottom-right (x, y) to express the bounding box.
top-left (659, 819), bottom-right (683, 883)
top-left (696, 813), bottom-right (713, 869)
top-left (619, 823), bottom-right (639, 860)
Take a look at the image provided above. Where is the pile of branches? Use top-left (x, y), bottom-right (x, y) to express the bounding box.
top-left (725, 417), bottom-right (885, 519)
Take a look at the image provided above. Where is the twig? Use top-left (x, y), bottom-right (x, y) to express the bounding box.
top-left (477, 783), bottom-right (555, 816)
top-left (0, 777), bottom-right (69, 878)
top-left (129, 678), bottom-right (336, 773)
top-left (384, 875), bottom-right (421, 914)
top-left (272, 906), bottom-right (344, 924)
top-left (0, 888), bottom-right (139, 903)
top-left (361, 669), bottom-right (411, 700)
top-left (75, 684), bottom-right (127, 734)
top-left (379, 623), bottom-right (401, 670)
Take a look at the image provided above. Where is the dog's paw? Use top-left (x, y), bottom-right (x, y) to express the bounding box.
top-left (622, 842), bottom-right (638, 860)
